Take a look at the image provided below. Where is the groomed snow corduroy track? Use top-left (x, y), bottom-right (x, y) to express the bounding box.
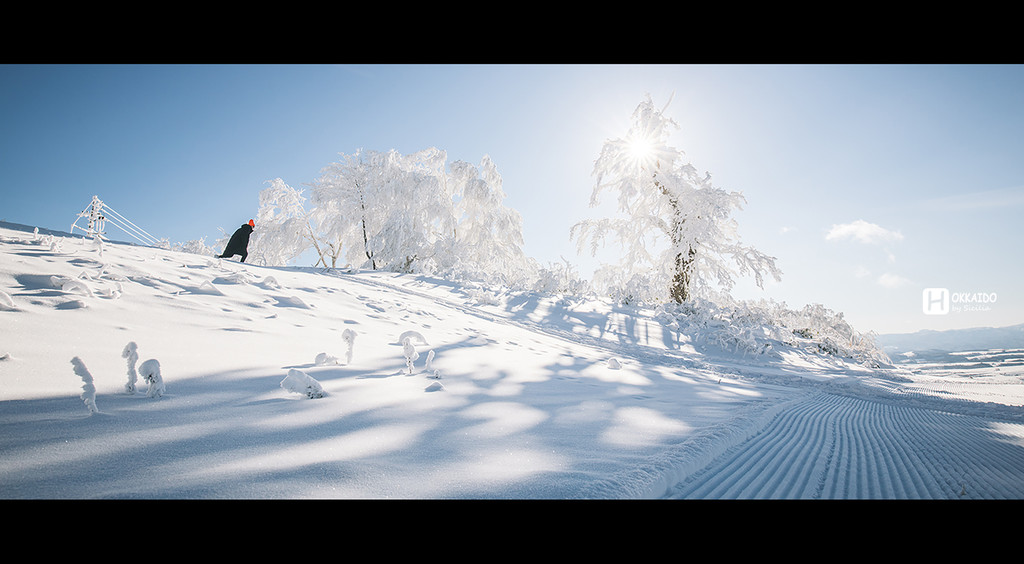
top-left (667, 392), bottom-right (1024, 499)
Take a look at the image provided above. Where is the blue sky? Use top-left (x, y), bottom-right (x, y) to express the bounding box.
top-left (2, 64), bottom-right (1022, 335)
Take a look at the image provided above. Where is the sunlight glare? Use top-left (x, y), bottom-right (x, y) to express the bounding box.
top-left (627, 136), bottom-right (655, 163)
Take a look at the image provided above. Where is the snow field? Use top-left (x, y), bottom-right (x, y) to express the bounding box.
top-left (2, 221), bottom-right (1023, 499)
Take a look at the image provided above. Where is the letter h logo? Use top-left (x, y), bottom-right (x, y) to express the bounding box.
top-left (922, 288), bottom-right (949, 315)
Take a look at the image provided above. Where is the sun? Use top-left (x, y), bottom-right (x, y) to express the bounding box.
top-left (626, 135), bottom-right (655, 162)
top-left (623, 133), bottom-right (662, 172)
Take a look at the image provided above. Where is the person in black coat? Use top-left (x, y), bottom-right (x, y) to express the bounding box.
top-left (218, 219), bottom-right (254, 262)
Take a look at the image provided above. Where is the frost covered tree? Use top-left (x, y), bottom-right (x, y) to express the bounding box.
top-left (572, 95), bottom-right (781, 304)
top-left (249, 179), bottom-right (318, 267)
top-left (248, 146), bottom-right (534, 287)
top-left (310, 148), bottom-right (453, 272)
top-left (436, 156), bottom-right (536, 286)
top-left (306, 147), bottom-right (534, 286)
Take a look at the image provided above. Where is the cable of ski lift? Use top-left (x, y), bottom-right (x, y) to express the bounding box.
top-left (101, 203), bottom-right (160, 246)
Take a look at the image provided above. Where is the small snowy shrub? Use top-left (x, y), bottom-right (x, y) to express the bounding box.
top-left (139, 359), bottom-right (165, 398)
top-left (533, 258), bottom-right (591, 296)
top-left (70, 357), bottom-right (99, 414)
top-left (122, 342), bottom-right (139, 393)
top-left (281, 369), bottom-right (326, 399)
top-left (403, 337), bottom-right (419, 374)
top-left (315, 352), bottom-right (339, 366)
top-left (342, 328), bottom-right (356, 364)
top-left (172, 238), bottom-right (216, 256)
top-left (654, 297), bottom-right (890, 366)
top-left (39, 234), bottom-right (63, 252)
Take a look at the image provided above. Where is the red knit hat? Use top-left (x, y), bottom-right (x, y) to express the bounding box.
top-left (248, 219), bottom-right (255, 228)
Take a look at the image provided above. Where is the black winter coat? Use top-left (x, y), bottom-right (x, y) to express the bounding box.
top-left (219, 224), bottom-right (253, 261)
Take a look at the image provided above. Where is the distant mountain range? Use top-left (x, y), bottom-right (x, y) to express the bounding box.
top-left (878, 323), bottom-right (1024, 353)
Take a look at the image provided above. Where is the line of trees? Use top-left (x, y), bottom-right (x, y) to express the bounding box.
top-left (240, 95), bottom-right (781, 304)
top-left (208, 97), bottom-right (889, 364)
top-left (246, 148), bottom-right (540, 290)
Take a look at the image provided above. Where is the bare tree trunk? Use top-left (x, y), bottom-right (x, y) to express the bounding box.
top-left (357, 185), bottom-right (377, 270)
top-left (670, 244), bottom-right (696, 303)
top-left (656, 169), bottom-right (695, 303)
top-left (305, 221), bottom-right (329, 269)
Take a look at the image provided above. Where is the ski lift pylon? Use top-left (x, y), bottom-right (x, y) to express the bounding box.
top-left (71, 195), bottom-right (161, 246)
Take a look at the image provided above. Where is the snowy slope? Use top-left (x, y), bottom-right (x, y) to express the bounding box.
top-left (2, 221), bottom-right (1023, 499)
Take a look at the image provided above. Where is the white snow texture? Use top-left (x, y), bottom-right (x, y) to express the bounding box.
top-left (2, 220), bottom-right (1023, 499)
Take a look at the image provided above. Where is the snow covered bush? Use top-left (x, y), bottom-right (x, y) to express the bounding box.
top-left (139, 358), bottom-right (165, 398)
top-left (172, 238), bottom-right (216, 256)
top-left (403, 337), bottom-right (419, 375)
top-left (342, 328), bottom-right (356, 364)
top-left (654, 296), bottom-right (890, 367)
top-left (35, 233), bottom-right (63, 252)
top-left (315, 352), bottom-right (339, 366)
top-left (572, 94), bottom-right (781, 304)
top-left (281, 368), bottom-right (326, 399)
top-left (533, 258), bottom-right (591, 296)
top-left (122, 342), bottom-right (139, 393)
top-left (70, 357), bottom-right (99, 414)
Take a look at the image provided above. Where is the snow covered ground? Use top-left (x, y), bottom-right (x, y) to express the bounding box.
top-left (2, 221), bottom-right (1023, 499)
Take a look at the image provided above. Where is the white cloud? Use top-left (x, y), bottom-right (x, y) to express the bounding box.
top-left (826, 220), bottom-right (903, 244)
top-left (877, 272), bottom-right (912, 288)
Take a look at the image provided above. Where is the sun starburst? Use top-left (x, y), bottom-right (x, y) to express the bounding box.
top-left (621, 131), bottom-right (665, 174)
top-left (626, 136), bottom-right (655, 163)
